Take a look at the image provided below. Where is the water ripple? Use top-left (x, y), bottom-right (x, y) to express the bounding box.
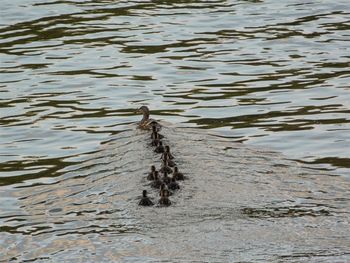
top-left (1, 0), bottom-right (350, 261)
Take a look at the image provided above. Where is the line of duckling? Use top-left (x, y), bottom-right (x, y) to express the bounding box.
top-left (137, 106), bottom-right (185, 207)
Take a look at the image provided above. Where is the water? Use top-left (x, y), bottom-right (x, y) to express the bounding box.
top-left (1, 0), bottom-right (350, 261)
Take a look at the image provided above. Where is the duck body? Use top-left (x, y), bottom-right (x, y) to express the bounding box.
top-left (159, 196), bottom-right (171, 206)
top-left (139, 197), bottom-right (154, 206)
top-left (165, 158), bottom-right (175, 167)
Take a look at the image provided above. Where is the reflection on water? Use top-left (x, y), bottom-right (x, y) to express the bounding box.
top-left (0, 0), bottom-right (350, 261)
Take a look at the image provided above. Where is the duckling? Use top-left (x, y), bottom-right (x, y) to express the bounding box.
top-left (161, 151), bottom-right (175, 167)
top-left (151, 125), bottom-right (164, 140)
top-left (159, 183), bottom-right (172, 196)
top-left (147, 165), bottom-right (156, 180)
top-left (161, 145), bottom-right (174, 160)
top-left (173, 166), bottom-right (184, 180)
top-left (159, 188), bottom-right (171, 206)
top-left (161, 171), bottom-right (171, 185)
top-left (138, 190), bottom-right (154, 206)
top-left (150, 119), bottom-right (162, 132)
top-left (168, 177), bottom-right (180, 191)
top-left (150, 171), bottom-right (162, 189)
top-left (151, 132), bottom-right (161, 147)
top-left (160, 158), bottom-right (173, 174)
top-left (137, 106), bottom-right (161, 130)
top-left (155, 141), bottom-right (165, 153)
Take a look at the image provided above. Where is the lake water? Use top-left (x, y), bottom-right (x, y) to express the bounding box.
top-left (0, 0), bottom-right (350, 262)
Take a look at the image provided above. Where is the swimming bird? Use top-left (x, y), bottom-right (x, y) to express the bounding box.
top-left (161, 145), bottom-right (174, 160)
top-left (173, 166), bottom-right (184, 180)
top-left (151, 171), bottom-right (162, 189)
top-left (151, 125), bottom-right (164, 140)
top-left (155, 141), bottom-right (165, 153)
top-left (138, 190), bottom-right (154, 206)
top-left (147, 165), bottom-right (156, 180)
top-left (161, 171), bottom-right (171, 185)
top-left (168, 177), bottom-right (180, 191)
top-left (151, 132), bottom-right (161, 147)
top-left (137, 106), bottom-right (161, 130)
top-left (160, 158), bottom-right (172, 174)
top-left (162, 149), bottom-right (175, 167)
top-left (159, 188), bottom-right (171, 206)
top-left (159, 183), bottom-right (172, 196)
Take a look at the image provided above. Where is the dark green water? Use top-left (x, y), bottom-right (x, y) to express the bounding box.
top-left (0, 0), bottom-right (349, 261)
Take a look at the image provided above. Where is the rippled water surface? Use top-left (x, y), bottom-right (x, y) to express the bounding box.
top-left (1, 0), bottom-right (350, 261)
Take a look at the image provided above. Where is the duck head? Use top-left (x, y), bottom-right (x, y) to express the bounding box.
top-left (138, 106), bottom-right (150, 121)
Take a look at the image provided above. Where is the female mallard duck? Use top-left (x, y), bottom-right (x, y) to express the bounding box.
top-left (161, 171), bottom-right (171, 185)
top-left (147, 165), bottom-right (156, 180)
top-left (137, 106), bottom-right (161, 130)
top-left (160, 158), bottom-right (172, 174)
top-left (159, 188), bottom-right (171, 206)
top-left (173, 166), bottom-right (184, 180)
top-left (138, 190), bottom-right (154, 206)
top-left (151, 171), bottom-right (162, 189)
top-left (168, 177), bottom-right (180, 191)
top-left (155, 141), bottom-right (165, 153)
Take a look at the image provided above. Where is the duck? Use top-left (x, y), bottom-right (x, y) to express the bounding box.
top-left (161, 150), bottom-right (175, 167)
top-left (159, 183), bottom-right (172, 196)
top-left (150, 171), bottom-right (162, 189)
top-left (147, 165), bottom-right (156, 180)
top-left (173, 166), bottom-right (184, 180)
top-left (137, 106), bottom-right (161, 130)
top-left (160, 158), bottom-right (173, 174)
top-left (151, 125), bottom-right (164, 140)
top-left (138, 190), bottom-right (154, 206)
top-left (161, 145), bottom-right (174, 160)
top-left (168, 177), bottom-right (180, 191)
top-left (155, 141), bottom-right (165, 153)
top-left (161, 171), bottom-right (171, 185)
top-left (151, 132), bottom-right (161, 147)
top-left (159, 188), bottom-right (171, 206)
